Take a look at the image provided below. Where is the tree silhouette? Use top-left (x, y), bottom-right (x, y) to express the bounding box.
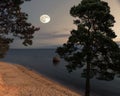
top-left (0, 0), bottom-right (39, 58)
top-left (56, 0), bottom-right (120, 96)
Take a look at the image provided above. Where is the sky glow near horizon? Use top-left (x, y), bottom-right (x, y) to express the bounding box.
top-left (10, 0), bottom-right (120, 49)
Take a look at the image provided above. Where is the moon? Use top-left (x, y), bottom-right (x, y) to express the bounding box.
top-left (40, 14), bottom-right (51, 23)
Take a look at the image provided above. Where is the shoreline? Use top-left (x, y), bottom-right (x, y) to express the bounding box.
top-left (0, 62), bottom-right (81, 96)
top-left (15, 64), bottom-right (83, 94)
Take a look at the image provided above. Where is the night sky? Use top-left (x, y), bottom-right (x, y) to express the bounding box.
top-left (10, 0), bottom-right (120, 48)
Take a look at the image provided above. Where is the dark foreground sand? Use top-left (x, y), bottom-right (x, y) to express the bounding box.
top-left (0, 62), bottom-right (81, 96)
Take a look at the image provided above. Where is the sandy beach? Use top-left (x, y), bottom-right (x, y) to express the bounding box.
top-left (0, 62), bottom-right (81, 96)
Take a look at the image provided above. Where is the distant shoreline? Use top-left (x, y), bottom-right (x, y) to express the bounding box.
top-left (10, 41), bottom-right (120, 49)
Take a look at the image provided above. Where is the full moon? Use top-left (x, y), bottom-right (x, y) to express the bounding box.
top-left (40, 14), bottom-right (50, 23)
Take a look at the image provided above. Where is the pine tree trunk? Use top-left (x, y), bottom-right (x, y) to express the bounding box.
top-left (85, 62), bottom-right (90, 96)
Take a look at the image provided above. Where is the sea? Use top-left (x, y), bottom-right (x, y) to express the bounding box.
top-left (1, 49), bottom-right (120, 96)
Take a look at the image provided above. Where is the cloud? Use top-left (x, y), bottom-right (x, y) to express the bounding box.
top-left (10, 37), bottom-right (66, 49)
top-left (34, 28), bottom-right (71, 40)
top-left (36, 32), bottom-right (69, 40)
top-left (10, 30), bottom-right (70, 48)
top-left (10, 27), bottom-right (71, 48)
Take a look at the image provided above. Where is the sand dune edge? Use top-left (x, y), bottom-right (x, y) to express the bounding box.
top-left (0, 62), bottom-right (81, 96)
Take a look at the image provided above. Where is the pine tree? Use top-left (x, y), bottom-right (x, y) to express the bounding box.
top-left (56, 0), bottom-right (120, 96)
top-left (0, 0), bottom-right (39, 58)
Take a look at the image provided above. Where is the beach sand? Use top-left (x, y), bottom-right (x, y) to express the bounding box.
top-left (0, 62), bottom-right (81, 96)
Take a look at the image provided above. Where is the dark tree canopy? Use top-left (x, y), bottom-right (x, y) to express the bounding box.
top-left (56, 0), bottom-right (120, 81)
top-left (0, 0), bottom-right (39, 58)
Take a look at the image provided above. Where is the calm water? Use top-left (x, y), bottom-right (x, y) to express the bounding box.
top-left (1, 49), bottom-right (120, 96)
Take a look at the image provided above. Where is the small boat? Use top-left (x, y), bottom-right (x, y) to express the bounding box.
top-left (53, 56), bottom-right (60, 63)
